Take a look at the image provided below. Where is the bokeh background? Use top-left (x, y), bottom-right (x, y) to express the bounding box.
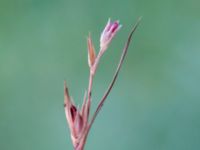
top-left (0, 0), bottom-right (200, 150)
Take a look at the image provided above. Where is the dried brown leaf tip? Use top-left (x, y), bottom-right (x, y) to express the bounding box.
top-left (87, 34), bottom-right (96, 68)
top-left (64, 18), bottom-right (141, 150)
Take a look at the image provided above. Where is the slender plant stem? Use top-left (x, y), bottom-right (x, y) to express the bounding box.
top-left (87, 74), bottom-right (93, 108)
top-left (89, 17), bottom-right (141, 132)
top-left (86, 46), bottom-right (106, 122)
top-left (91, 47), bottom-right (105, 76)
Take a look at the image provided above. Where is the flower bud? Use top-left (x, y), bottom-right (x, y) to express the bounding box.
top-left (64, 81), bottom-right (89, 149)
top-left (100, 19), bottom-right (122, 50)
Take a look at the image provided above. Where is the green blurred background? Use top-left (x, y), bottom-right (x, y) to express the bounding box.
top-left (0, 0), bottom-right (200, 150)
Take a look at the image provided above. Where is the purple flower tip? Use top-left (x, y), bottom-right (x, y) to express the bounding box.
top-left (100, 19), bottom-right (122, 50)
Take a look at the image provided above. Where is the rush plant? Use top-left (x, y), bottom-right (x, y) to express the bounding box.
top-left (64, 18), bottom-right (141, 150)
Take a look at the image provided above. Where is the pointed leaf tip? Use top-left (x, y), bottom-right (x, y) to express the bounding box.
top-left (64, 80), bottom-right (71, 105)
top-left (87, 34), bottom-right (96, 67)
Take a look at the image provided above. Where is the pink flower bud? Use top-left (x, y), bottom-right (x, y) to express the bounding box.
top-left (100, 19), bottom-right (122, 50)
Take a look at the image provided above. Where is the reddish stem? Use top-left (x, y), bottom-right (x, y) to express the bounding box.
top-left (89, 17), bottom-right (141, 133)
